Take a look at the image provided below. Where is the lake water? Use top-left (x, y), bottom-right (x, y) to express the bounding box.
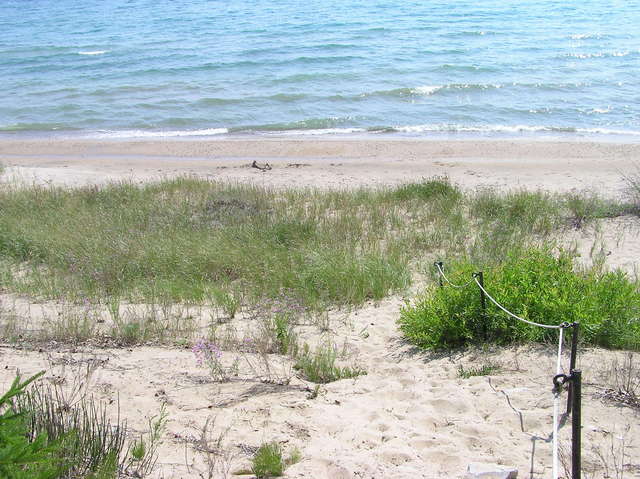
top-left (1, 0), bottom-right (639, 140)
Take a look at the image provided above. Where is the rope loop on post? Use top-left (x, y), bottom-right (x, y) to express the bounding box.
top-left (553, 374), bottom-right (570, 394)
top-left (434, 261), bottom-right (475, 289)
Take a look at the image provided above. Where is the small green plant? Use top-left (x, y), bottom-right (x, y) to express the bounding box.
top-left (209, 288), bottom-right (242, 319)
top-left (192, 339), bottom-right (237, 382)
top-left (252, 442), bottom-right (283, 478)
top-left (252, 442), bottom-right (300, 478)
top-left (457, 363), bottom-right (501, 379)
top-left (274, 314), bottom-right (296, 355)
top-left (125, 404), bottom-right (168, 477)
top-left (294, 344), bottom-right (366, 383)
top-left (251, 314), bottom-right (299, 356)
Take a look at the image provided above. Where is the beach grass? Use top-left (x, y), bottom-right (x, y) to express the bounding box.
top-left (0, 178), bottom-right (411, 308)
top-left (1, 370), bottom-right (163, 478)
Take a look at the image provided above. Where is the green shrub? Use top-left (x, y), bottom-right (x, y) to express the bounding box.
top-left (400, 249), bottom-right (640, 350)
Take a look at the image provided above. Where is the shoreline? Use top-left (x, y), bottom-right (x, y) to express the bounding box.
top-left (1, 137), bottom-right (639, 194)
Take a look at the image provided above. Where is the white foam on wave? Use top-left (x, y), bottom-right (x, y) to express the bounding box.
top-left (570, 33), bottom-right (600, 40)
top-left (412, 83), bottom-right (504, 95)
top-left (392, 124), bottom-right (640, 136)
top-left (273, 127), bottom-right (367, 136)
top-left (94, 128), bottom-right (229, 138)
top-left (565, 51), bottom-right (630, 59)
top-left (412, 85), bottom-right (442, 95)
top-left (78, 50), bottom-right (109, 55)
top-left (589, 107), bottom-right (613, 114)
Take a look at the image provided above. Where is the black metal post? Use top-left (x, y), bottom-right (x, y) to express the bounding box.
top-left (571, 369), bottom-right (582, 479)
top-left (435, 261), bottom-right (443, 287)
top-left (476, 271), bottom-right (487, 340)
top-left (567, 322), bottom-right (580, 413)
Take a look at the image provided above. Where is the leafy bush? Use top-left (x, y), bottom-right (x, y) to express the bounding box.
top-left (400, 249), bottom-right (640, 350)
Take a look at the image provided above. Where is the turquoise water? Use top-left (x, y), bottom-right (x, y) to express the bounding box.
top-left (1, 0), bottom-right (639, 139)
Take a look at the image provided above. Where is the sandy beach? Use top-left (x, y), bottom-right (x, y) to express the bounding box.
top-left (1, 138), bottom-right (639, 193)
top-left (1, 138), bottom-right (640, 478)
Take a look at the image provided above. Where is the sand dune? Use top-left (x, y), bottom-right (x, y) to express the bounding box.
top-left (1, 138), bottom-right (639, 478)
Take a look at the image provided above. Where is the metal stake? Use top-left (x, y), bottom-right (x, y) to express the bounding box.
top-left (475, 271), bottom-right (487, 340)
top-left (567, 322), bottom-right (580, 414)
top-left (435, 261), bottom-right (443, 287)
top-left (571, 369), bottom-right (582, 479)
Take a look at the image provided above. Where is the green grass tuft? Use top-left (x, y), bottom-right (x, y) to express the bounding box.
top-left (252, 442), bottom-right (284, 478)
top-left (457, 363), bottom-right (500, 379)
top-left (294, 343), bottom-right (366, 383)
top-left (388, 176), bottom-right (462, 203)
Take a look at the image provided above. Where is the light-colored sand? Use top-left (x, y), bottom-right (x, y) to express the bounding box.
top-left (1, 138), bottom-right (640, 478)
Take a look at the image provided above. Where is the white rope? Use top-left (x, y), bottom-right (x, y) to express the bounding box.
top-left (473, 277), bottom-right (563, 329)
top-left (435, 263), bottom-right (475, 289)
top-left (552, 327), bottom-right (565, 479)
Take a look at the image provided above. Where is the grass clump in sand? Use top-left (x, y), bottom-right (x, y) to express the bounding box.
top-left (294, 343), bottom-right (366, 383)
top-left (251, 442), bottom-right (284, 478)
top-left (400, 248), bottom-right (640, 350)
top-left (1, 371), bottom-right (161, 479)
top-left (0, 372), bottom-right (63, 479)
top-left (250, 442), bottom-right (300, 478)
top-left (597, 353), bottom-right (640, 410)
top-left (457, 362), bottom-right (501, 379)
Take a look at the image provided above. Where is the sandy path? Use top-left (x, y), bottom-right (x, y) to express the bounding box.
top-left (2, 293), bottom-right (638, 478)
